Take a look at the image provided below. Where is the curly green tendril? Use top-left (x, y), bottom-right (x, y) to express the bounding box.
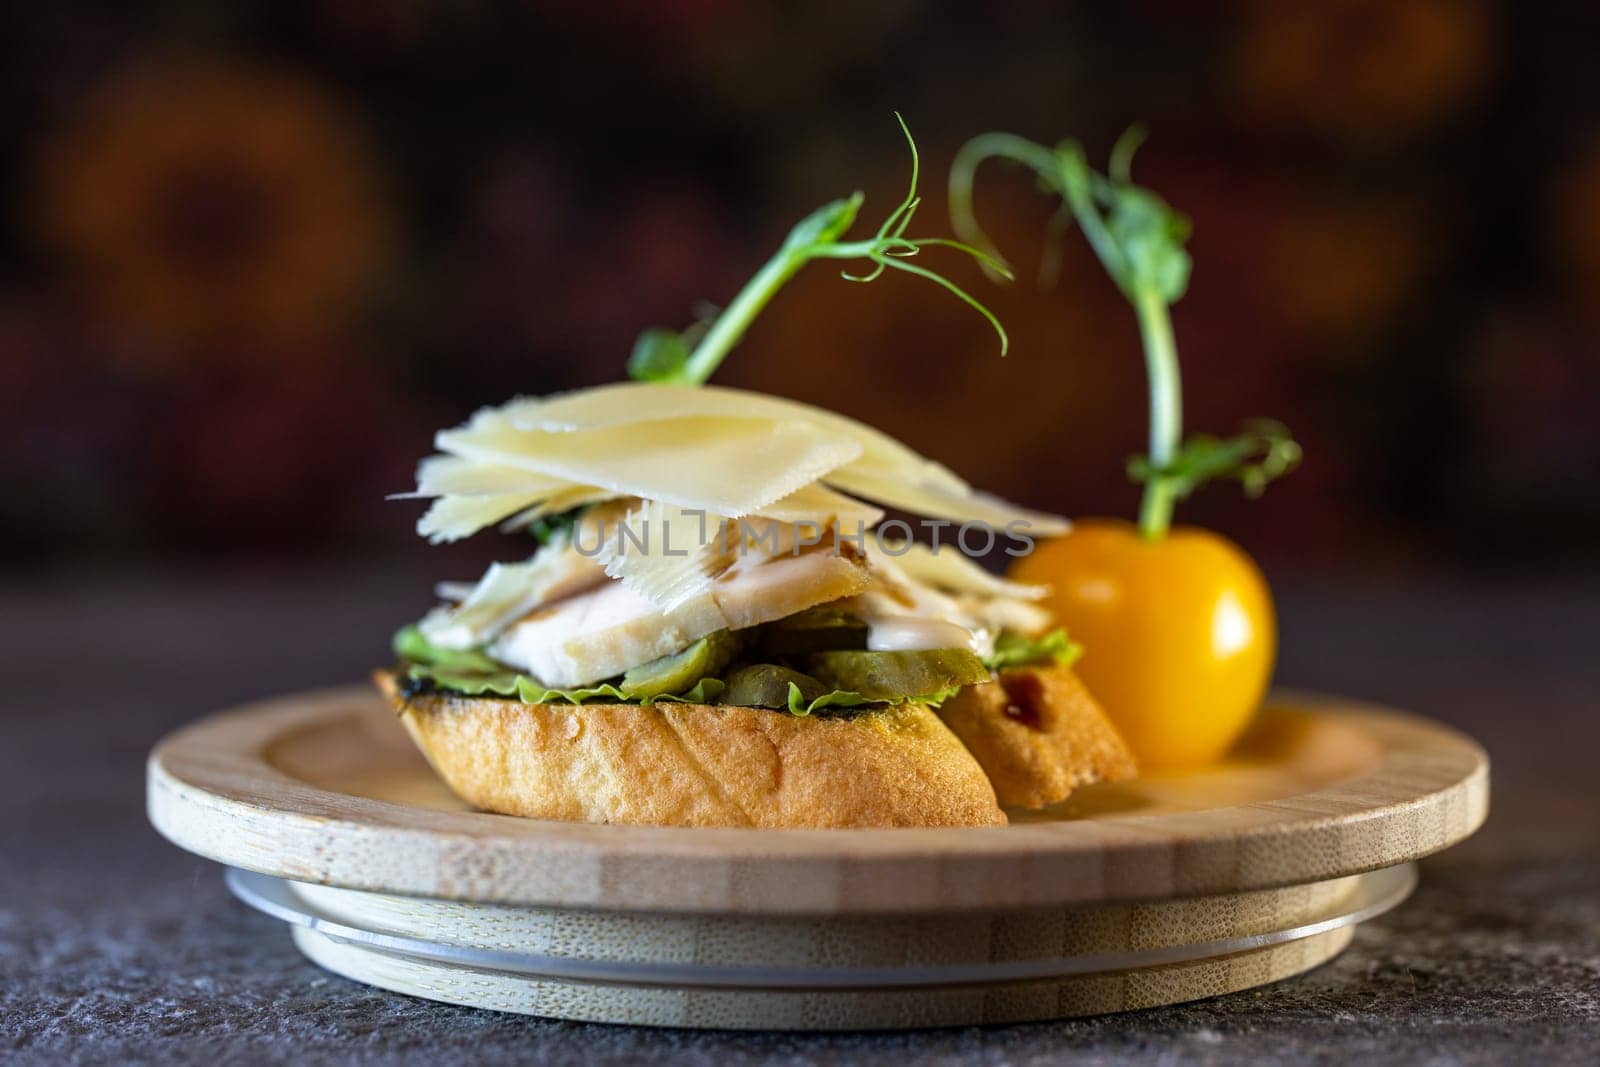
top-left (629, 113), bottom-right (1011, 387)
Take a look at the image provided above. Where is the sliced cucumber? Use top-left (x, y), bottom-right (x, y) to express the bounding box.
top-left (722, 664), bottom-right (827, 709)
top-left (755, 606), bottom-right (868, 656)
top-left (806, 648), bottom-right (990, 703)
top-left (620, 631), bottom-right (738, 699)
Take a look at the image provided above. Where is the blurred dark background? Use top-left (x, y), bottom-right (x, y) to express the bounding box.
top-left (6, 9), bottom-right (1600, 1053)
top-left (3, 0), bottom-right (1597, 576)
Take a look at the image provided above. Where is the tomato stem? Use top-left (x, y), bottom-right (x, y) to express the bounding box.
top-left (1135, 289), bottom-right (1181, 539)
top-left (950, 129), bottom-right (1300, 529)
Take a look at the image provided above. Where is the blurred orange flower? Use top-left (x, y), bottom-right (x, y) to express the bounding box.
top-left (1230, 0), bottom-right (1493, 141)
top-left (1264, 194), bottom-right (1433, 345)
top-left (35, 56), bottom-right (395, 364)
top-left (1553, 136), bottom-right (1600, 319)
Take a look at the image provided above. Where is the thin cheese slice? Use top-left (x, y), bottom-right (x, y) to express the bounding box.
top-left (593, 499), bottom-right (735, 612)
top-left (753, 482), bottom-right (884, 531)
top-left (588, 486), bottom-right (887, 613)
top-left (503, 382), bottom-right (970, 493)
top-left (875, 540), bottom-right (1051, 601)
top-left (825, 468), bottom-right (1070, 536)
top-left (418, 492), bottom-right (548, 544)
top-left (405, 455), bottom-right (572, 498)
top-left (499, 485), bottom-right (616, 533)
top-left (436, 415), bottom-right (862, 517)
top-left (408, 385), bottom-right (1068, 544)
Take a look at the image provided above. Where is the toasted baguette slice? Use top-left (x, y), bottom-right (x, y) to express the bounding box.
top-left (375, 671), bottom-right (1006, 828)
top-left (934, 663), bottom-right (1136, 810)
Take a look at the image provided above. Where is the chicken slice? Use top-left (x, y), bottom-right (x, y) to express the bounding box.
top-left (491, 546), bottom-right (871, 687)
top-left (420, 538), bottom-right (608, 650)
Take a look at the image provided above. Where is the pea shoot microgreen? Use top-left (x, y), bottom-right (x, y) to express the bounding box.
top-left (948, 126), bottom-right (1300, 539)
top-left (628, 113), bottom-right (1012, 387)
top-left (1126, 419), bottom-right (1301, 503)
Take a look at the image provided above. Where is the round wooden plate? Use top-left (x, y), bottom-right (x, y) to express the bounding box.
top-left (147, 686), bottom-right (1487, 914)
top-left (291, 922), bottom-right (1361, 1029)
top-left (231, 866), bottom-right (1409, 988)
top-left (221, 864), bottom-right (1414, 1029)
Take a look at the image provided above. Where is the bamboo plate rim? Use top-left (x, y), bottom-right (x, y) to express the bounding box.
top-left (225, 864), bottom-right (1416, 990)
top-left (147, 685), bottom-right (1488, 914)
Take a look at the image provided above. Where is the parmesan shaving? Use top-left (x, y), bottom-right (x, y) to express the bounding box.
top-left (592, 499), bottom-right (736, 612)
top-left (825, 469), bottom-right (1070, 536)
top-left (437, 414), bottom-right (860, 515)
top-left (592, 486), bottom-right (883, 612)
top-left (874, 540), bottom-right (1051, 601)
top-left (753, 482), bottom-right (884, 531)
top-left (405, 384), bottom-right (1068, 544)
top-left (499, 485), bottom-right (615, 534)
top-left (504, 383), bottom-right (970, 493)
top-left (419, 535), bottom-right (607, 649)
top-left (418, 492), bottom-right (548, 544)
top-left (408, 455), bottom-right (571, 498)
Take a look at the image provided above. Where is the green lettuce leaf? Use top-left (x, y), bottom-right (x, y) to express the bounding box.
top-left (513, 674), bottom-right (728, 706)
top-left (783, 682), bottom-right (964, 716)
top-left (395, 624), bottom-right (969, 713)
top-left (395, 624), bottom-right (727, 706)
top-left (985, 628), bottom-right (1084, 671)
top-left (393, 625), bottom-right (503, 674)
top-left (785, 682), bottom-right (867, 715)
top-left (405, 660), bottom-right (727, 706)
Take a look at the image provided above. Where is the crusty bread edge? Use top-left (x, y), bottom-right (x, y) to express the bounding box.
top-left (935, 663), bottom-right (1138, 810)
top-left (375, 670), bottom-right (1007, 828)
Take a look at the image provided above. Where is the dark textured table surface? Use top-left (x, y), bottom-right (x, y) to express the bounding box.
top-left (3, 566), bottom-right (1597, 1065)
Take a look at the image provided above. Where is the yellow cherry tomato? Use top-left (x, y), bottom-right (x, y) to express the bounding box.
top-left (1010, 518), bottom-right (1276, 770)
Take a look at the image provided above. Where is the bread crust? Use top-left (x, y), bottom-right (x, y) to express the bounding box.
top-left (375, 671), bottom-right (1006, 828)
top-left (934, 663), bottom-right (1136, 810)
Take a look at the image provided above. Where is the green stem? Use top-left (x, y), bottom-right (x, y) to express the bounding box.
top-left (1135, 287), bottom-right (1182, 539)
top-left (681, 247), bottom-right (809, 384)
top-left (947, 134), bottom-right (1066, 281)
top-left (950, 133), bottom-right (1064, 204)
top-left (807, 240), bottom-right (897, 260)
top-left (681, 236), bottom-right (992, 384)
